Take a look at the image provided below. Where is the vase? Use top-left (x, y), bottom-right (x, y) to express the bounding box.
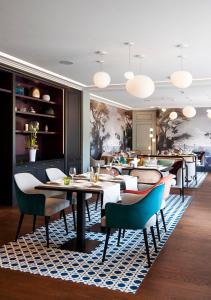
top-left (29, 149), bottom-right (37, 162)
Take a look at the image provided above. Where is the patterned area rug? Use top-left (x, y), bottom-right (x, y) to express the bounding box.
top-left (187, 172), bottom-right (207, 188)
top-left (0, 194), bottom-right (192, 294)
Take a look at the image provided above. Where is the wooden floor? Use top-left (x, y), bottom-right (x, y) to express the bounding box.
top-left (0, 175), bottom-right (211, 300)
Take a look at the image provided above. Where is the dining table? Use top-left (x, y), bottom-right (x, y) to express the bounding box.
top-left (35, 174), bottom-right (137, 253)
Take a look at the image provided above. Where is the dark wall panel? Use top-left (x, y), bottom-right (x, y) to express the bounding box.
top-left (65, 88), bottom-right (82, 174)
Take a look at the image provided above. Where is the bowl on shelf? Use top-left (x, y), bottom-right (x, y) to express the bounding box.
top-left (42, 94), bottom-right (50, 101)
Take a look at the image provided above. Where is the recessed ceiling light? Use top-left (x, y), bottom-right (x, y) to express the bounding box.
top-left (59, 60), bottom-right (73, 65)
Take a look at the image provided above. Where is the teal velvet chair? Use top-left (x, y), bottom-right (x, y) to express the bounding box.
top-left (14, 173), bottom-right (70, 247)
top-left (102, 184), bottom-right (165, 267)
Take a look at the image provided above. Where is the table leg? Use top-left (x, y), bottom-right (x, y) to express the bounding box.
top-left (76, 191), bottom-right (86, 251)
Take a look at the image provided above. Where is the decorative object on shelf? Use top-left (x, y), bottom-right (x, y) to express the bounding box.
top-left (32, 87), bottom-right (40, 98)
top-left (26, 122), bottom-right (39, 162)
top-left (45, 107), bottom-right (55, 116)
top-left (24, 123), bottom-right (29, 132)
top-left (20, 107), bottom-right (27, 112)
top-left (29, 106), bottom-right (36, 113)
top-left (169, 111), bottom-right (178, 120)
top-left (182, 106), bottom-right (196, 118)
top-left (93, 51), bottom-right (111, 88)
top-left (45, 125), bottom-right (48, 132)
top-left (29, 121), bottom-right (39, 132)
top-left (16, 86), bottom-right (24, 95)
top-left (15, 106), bottom-right (18, 112)
top-left (170, 44), bottom-right (192, 89)
top-left (42, 94), bottom-right (51, 101)
top-left (126, 55), bottom-right (155, 99)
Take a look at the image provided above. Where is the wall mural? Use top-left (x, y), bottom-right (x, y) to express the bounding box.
top-left (90, 100), bottom-right (132, 159)
top-left (157, 107), bottom-right (211, 166)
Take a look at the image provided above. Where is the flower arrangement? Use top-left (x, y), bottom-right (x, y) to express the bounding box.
top-left (26, 122), bottom-right (39, 150)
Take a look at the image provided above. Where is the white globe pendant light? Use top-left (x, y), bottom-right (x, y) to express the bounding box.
top-left (93, 51), bottom-right (111, 88)
top-left (169, 111), bottom-right (178, 120)
top-left (170, 44), bottom-right (192, 89)
top-left (207, 109), bottom-right (211, 119)
top-left (124, 42), bottom-right (134, 80)
top-left (124, 71), bottom-right (134, 80)
top-left (182, 105), bottom-right (196, 118)
top-left (171, 70), bottom-right (192, 89)
top-left (93, 71), bottom-right (111, 88)
top-left (126, 75), bottom-right (155, 98)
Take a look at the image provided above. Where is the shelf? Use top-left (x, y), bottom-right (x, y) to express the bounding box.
top-left (16, 94), bottom-right (57, 105)
top-left (0, 87), bottom-right (12, 94)
top-left (16, 111), bottom-right (57, 119)
top-left (16, 130), bottom-right (58, 135)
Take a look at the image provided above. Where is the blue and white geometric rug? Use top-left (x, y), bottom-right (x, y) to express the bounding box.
top-left (187, 172), bottom-right (207, 188)
top-left (0, 194), bottom-right (192, 294)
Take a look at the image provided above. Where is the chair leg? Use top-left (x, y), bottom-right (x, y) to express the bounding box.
top-left (45, 216), bottom-right (50, 248)
top-left (102, 228), bottom-right (111, 263)
top-left (143, 228), bottom-right (151, 268)
top-left (72, 204), bottom-right (76, 230)
top-left (156, 217), bottom-right (161, 241)
top-left (62, 210), bottom-right (68, 234)
top-left (59, 211), bottom-right (63, 219)
top-left (85, 200), bottom-right (91, 222)
top-left (160, 209), bottom-right (167, 232)
top-left (15, 213), bottom-right (24, 241)
top-left (150, 226), bottom-right (157, 253)
top-left (32, 215), bottom-right (36, 233)
top-left (122, 229), bottom-right (126, 238)
top-left (117, 229), bottom-right (122, 246)
top-left (95, 194), bottom-right (100, 211)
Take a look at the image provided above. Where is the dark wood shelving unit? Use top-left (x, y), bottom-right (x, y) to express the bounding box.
top-left (0, 87), bottom-right (12, 94)
top-left (16, 94), bottom-right (57, 105)
top-left (0, 65), bottom-right (82, 206)
top-left (16, 130), bottom-right (58, 135)
top-left (16, 111), bottom-right (57, 119)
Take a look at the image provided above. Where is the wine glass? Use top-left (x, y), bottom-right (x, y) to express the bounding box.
top-left (69, 167), bottom-right (76, 182)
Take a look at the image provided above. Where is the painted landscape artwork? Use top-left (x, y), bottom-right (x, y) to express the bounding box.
top-left (157, 108), bottom-right (211, 166)
top-left (90, 100), bottom-right (132, 158)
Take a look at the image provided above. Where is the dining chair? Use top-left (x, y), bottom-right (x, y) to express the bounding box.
top-left (185, 161), bottom-right (196, 187)
top-left (129, 168), bottom-right (163, 191)
top-left (123, 174), bottom-right (174, 233)
top-left (46, 168), bottom-right (92, 223)
top-left (102, 184), bottom-right (165, 267)
top-left (169, 160), bottom-right (186, 196)
top-left (99, 166), bottom-right (121, 176)
top-left (14, 172), bottom-right (70, 247)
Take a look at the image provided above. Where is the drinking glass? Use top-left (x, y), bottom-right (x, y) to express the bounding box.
top-left (106, 163), bottom-right (112, 174)
top-left (69, 167), bottom-right (76, 182)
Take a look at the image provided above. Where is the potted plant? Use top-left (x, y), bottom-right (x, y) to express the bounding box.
top-left (26, 122), bottom-right (39, 162)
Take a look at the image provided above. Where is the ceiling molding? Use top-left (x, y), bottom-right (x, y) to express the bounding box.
top-left (0, 51), bottom-right (86, 90)
top-left (90, 93), bottom-right (132, 110)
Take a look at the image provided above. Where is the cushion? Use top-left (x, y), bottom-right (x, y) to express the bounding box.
top-left (120, 193), bottom-right (145, 205)
top-left (45, 198), bottom-right (70, 216)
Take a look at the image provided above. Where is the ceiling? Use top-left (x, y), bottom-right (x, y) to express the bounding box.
top-left (0, 0), bottom-right (211, 109)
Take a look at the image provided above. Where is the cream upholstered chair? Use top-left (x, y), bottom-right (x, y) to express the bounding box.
top-left (185, 161), bottom-right (196, 187)
top-left (14, 173), bottom-right (70, 247)
top-left (129, 168), bottom-right (163, 191)
top-left (46, 168), bottom-right (92, 222)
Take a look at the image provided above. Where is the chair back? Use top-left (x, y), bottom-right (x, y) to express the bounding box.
top-left (46, 168), bottom-right (66, 181)
top-left (14, 172), bottom-right (42, 194)
top-left (159, 174), bottom-right (174, 200)
top-left (14, 173), bottom-right (46, 215)
top-left (129, 168), bottom-right (162, 184)
top-left (106, 183), bottom-right (165, 229)
top-left (100, 166), bottom-right (121, 176)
